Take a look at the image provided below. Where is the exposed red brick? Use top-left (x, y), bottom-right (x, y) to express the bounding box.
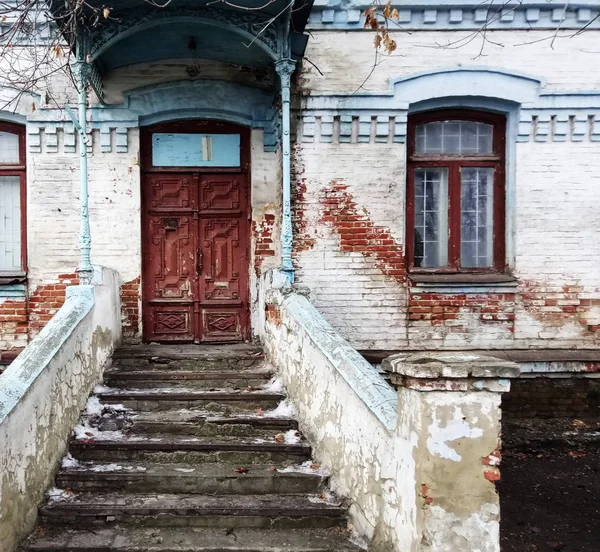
top-left (265, 303), bottom-right (282, 326)
top-left (28, 273), bottom-right (79, 338)
top-left (319, 181), bottom-right (406, 283)
top-left (252, 212), bottom-right (277, 276)
top-left (484, 469), bottom-right (501, 483)
top-left (121, 277), bottom-right (141, 339)
top-left (408, 290), bottom-right (516, 333)
top-left (519, 280), bottom-right (600, 336)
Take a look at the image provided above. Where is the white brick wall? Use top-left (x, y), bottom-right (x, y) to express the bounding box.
top-left (291, 29), bottom-right (600, 350)
top-left (301, 30), bottom-right (600, 94)
top-left (27, 129), bottom-right (141, 289)
top-left (7, 28), bottom-right (600, 349)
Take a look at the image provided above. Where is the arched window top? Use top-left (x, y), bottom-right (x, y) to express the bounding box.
top-left (409, 110), bottom-right (505, 160)
top-left (415, 121), bottom-right (493, 155)
top-left (0, 122), bottom-right (26, 167)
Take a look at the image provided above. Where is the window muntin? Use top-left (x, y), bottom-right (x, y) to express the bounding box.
top-left (0, 123), bottom-right (26, 274)
top-left (407, 111), bottom-right (505, 273)
top-left (414, 168), bottom-right (448, 268)
top-left (460, 167), bottom-right (495, 268)
top-left (0, 176), bottom-right (22, 271)
top-left (415, 121), bottom-right (493, 155)
top-left (0, 132), bottom-right (20, 164)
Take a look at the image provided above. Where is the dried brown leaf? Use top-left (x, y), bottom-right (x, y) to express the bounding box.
top-left (234, 467), bottom-right (249, 474)
top-left (274, 433), bottom-right (285, 444)
top-left (255, 407), bottom-right (264, 417)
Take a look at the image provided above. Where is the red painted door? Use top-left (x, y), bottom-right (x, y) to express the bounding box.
top-left (142, 172), bottom-right (250, 342)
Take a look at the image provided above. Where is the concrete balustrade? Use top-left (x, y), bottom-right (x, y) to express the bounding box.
top-left (0, 267), bottom-right (121, 552)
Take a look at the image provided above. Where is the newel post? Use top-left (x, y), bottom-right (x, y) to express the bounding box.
top-left (384, 352), bottom-right (520, 552)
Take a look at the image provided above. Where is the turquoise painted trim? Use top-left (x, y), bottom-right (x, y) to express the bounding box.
top-left (412, 284), bottom-right (518, 295)
top-left (72, 47), bottom-right (94, 285)
top-left (91, 15), bottom-right (277, 65)
top-left (281, 291), bottom-right (398, 431)
top-left (275, 59), bottom-right (296, 282)
top-left (297, 67), bottom-right (600, 144)
top-left (0, 284), bottom-right (26, 299)
top-left (0, 286), bottom-right (94, 422)
top-left (0, 112), bottom-right (27, 125)
top-left (91, 80), bottom-right (279, 152)
top-left (307, 1), bottom-right (600, 31)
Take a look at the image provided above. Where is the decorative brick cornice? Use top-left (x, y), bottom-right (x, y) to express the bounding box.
top-left (294, 67), bottom-right (600, 144)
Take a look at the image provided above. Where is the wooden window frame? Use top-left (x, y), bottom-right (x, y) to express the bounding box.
top-left (406, 109), bottom-right (506, 274)
top-left (0, 121), bottom-right (27, 277)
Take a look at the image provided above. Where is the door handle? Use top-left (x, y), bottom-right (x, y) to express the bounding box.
top-left (197, 249), bottom-right (203, 275)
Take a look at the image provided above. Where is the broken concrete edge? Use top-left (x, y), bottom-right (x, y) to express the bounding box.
top-left (0, 266), bottom-right (121, 552)
top-left (0, 286), bottom-right (94, 422)
top-left (384, 352), bottom-right (521, 393)
top-left (268, 288), bottom-right (398, 432)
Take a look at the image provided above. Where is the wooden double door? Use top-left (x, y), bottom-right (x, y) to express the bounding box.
top-left (142, 172), bottom-right (250, 342)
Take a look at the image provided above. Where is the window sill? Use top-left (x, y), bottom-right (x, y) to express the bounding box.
top-left (0, 273), bottom-right (27, 299)
top-left (409, 273), bottom-right (517, 294)
top-left (0, 272), bottom-right (26, 285)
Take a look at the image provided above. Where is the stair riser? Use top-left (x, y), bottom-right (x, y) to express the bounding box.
top-left (69, 449), bottom-right (311, 465)
top-left (55, 474), bottom-right (324, 495)
top-left (103, 377), bottom-right (272, 390)
top-left (40, 513), bottom-right (345, 530)
top-left (129, 420), bottom-right (297, 438)
top-left (99, 398), bottom-right (282, 412)
top-left (111, 359), bottom-right (263, 372)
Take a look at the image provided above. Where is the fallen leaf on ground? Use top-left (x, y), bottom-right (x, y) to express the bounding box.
top-left (233, 467), bottom-right (249, 474)
top-left (274, 433), bottom-right (285, 443)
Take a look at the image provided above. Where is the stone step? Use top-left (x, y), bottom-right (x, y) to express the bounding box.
top-left (96, 390), bottom-right (284, 412)
top-left (103, 370), bottom-right (274, 390)
top-left (112, 345), bottom-right (264, 372)
top-left (39, 493), bottom-right (348, 529)
top-left (127, 411), bottom-right (297, 437)
top-left (56, 462), bottom-right (326, 495)
top-left (69, 435), bottom-right (311, 465)
top-left (23, 526), bottom-right (363, 551)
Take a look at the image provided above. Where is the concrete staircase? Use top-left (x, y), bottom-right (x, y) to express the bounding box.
top-left (21, 345), bottom-right (362, 552)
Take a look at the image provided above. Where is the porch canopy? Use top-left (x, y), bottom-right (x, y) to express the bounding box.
top-left (49, 0), bottom-right (313, 283)
top-left (49, 0), bottom-right (313, 101)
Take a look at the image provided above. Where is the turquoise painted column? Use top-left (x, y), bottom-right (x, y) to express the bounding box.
top-left (275, 58), bottom-right (296, 283)
top-left (72, 58), bottom-right (93, 285)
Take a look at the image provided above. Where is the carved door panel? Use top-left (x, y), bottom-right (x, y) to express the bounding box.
top-left (143, 174), bottom-right (198, 342)
top-left (142, 173), bottom-right (249, 343)
top-left (198, 175), bottom-right (249, 342)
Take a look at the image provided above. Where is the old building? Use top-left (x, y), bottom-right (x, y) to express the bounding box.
top-left (0, 1), bottom-right (598, 551)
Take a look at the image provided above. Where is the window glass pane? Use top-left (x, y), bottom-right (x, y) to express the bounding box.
top-left (0, 132), bottom-right (20, 164)
top-left (461, 168), bottom-right (494, 268)
top-left (415, 121), bottom-right (493, 154)
top-left (414, 168), bottom-right (448, 268)
top-left (152, 133), bottom-right (240, 167)
top-left (0, 176), bottom-right (21, 271)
